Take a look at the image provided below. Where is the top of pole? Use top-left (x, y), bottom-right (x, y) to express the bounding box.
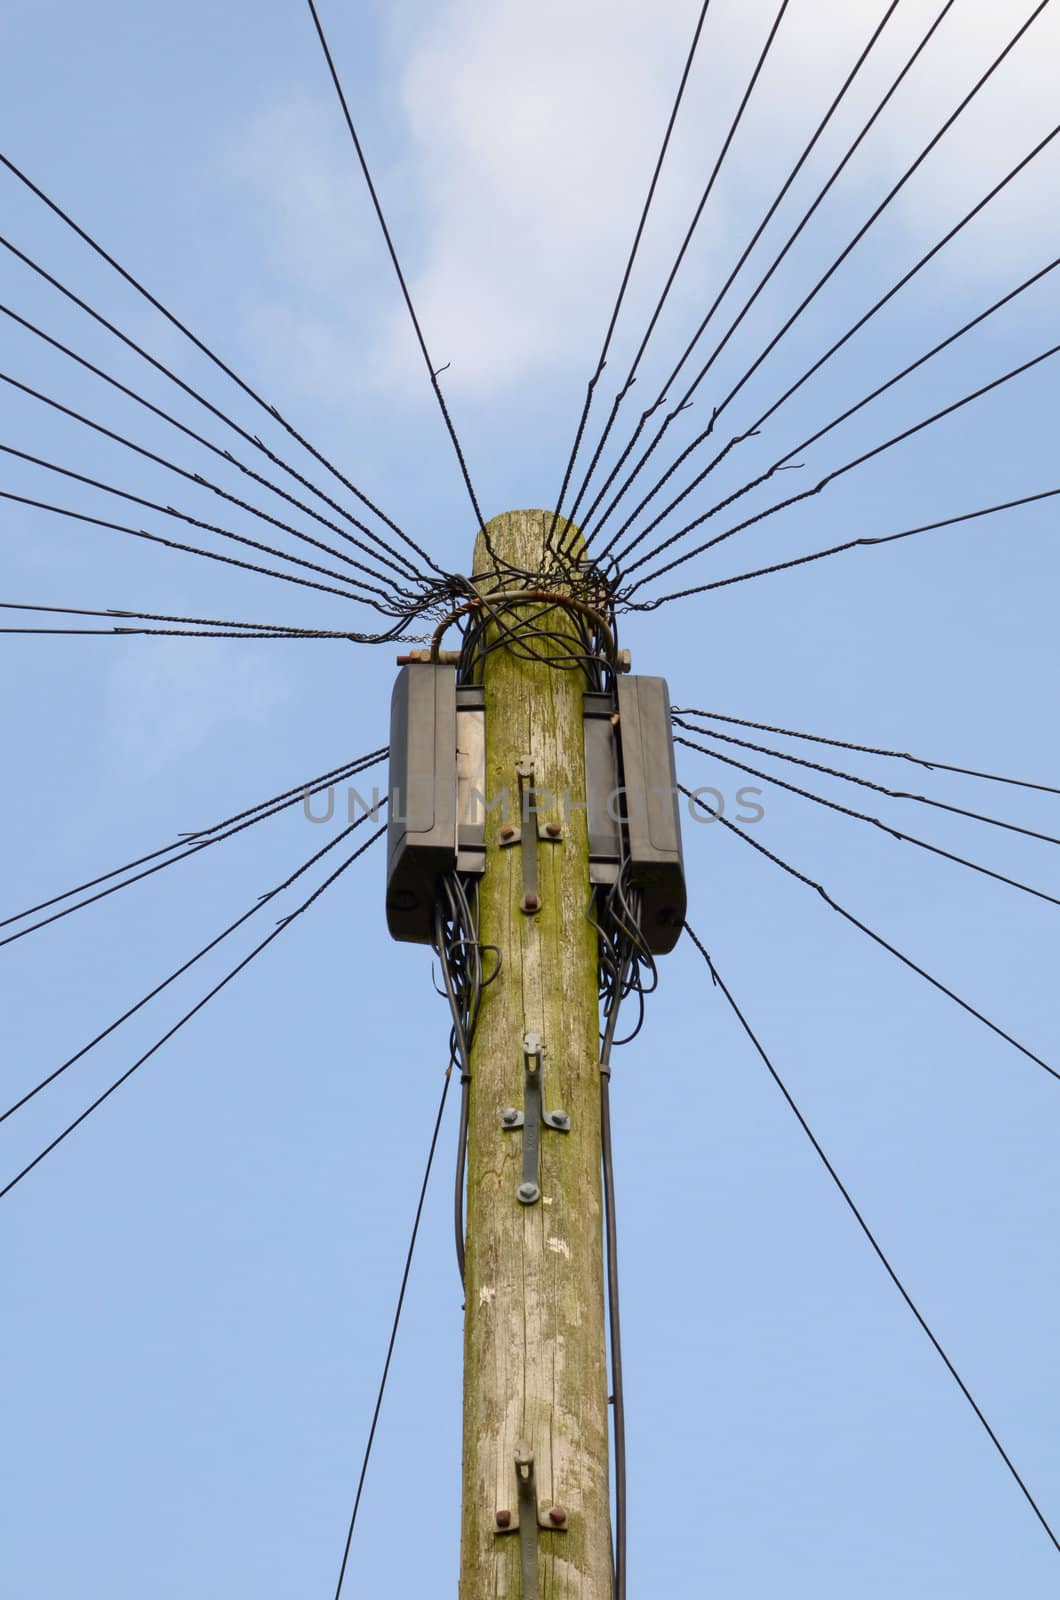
top-left (472, 509), bottom-right (585, 589)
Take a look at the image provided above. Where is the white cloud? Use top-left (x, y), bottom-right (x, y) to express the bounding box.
top-left (230, 0), bottom-right (1060, 407)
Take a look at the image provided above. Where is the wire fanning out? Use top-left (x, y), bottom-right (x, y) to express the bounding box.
top-left (5, 0), bottom-right (1057, 1585)
top-left (0, 229), bottom-right (430, 584)
top-left (0, 625), bottom-right (410, 640)
top-left (303, 0), bottom-right (492, 561)
top-left (686, 925), bottom-right (1060, 1557)
top-left (0, 792), bottom-right (386, 1127)
top-left (585, 0), bottom-right (904, 554)
top-left (330, 1063), bottom-right (451, 1599)
top-left (584, 0), bottom-right (960, 552)
top-left (0, 603), bottom-right (368, 634)
top-left (0, 750), bottom-right (386, 951)
top-left (568, 0), bottom-right (792, 542)
top-left (678, 785), bottom-right (1060, 1086)
top-left (612, 235), bottom-right (1060, 574)
top-left (0, 153), bottom-right (438, 577)
top-left (675, 707), bottom-right (1060, 798)
top-left (673, 716), bottom-right (1060, 849)
top-left (590, 0), bottom-right (1051, 558)
top-left (0, 300), bottom-right (428, 587)
top-left (640, 489), bottom-right (1060, 607)
top-left (623, 341), bottom-right (1060, 601)
top-left (0, 438), bottom-right (413, 613)
top-left (1, 367), bottom-right (425, 596)
top-left (684, 0), bottom-right (1051, 446)
top-left (0, 489), bottom-right (431, 627)
top-left (546, 0), bottom-right (714, 549)
top-left (0, 821), bottom-right (386, 1200)
top-left (675, 731), bottom-right (1060, 912)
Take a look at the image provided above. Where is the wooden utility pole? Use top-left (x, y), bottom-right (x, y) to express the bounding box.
top-left (460, 510), bottom-right (612, 1598)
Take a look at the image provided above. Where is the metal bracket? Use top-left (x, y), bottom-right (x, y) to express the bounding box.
top-left (502, 757), bottom-right (562, 914)
top-left (516, 1447), bottom-right (540, 1597)
top-left (501, 1033), bottom-right (569, 1205)
top-left (516, 757), bottom-right (539, 913)
top-left (494, 1445), bottom-right (569, 1563)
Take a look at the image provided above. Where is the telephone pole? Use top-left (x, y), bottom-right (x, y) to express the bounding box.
top-left (460, 510), bottom-right (612, 1598)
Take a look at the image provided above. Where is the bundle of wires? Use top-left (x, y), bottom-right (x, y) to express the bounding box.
top-left (432, 872), bottom-right (499, 1289)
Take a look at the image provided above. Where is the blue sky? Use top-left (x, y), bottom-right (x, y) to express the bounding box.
top-left (3, 0), bottom-right (1060, 1593)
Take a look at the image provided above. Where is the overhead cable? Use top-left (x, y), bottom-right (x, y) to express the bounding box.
top-left (0, 382), bottom-right (414, 600)
top-left (685, 924), bottom-right (1060, 1557)
top-left (585, 0), bottom-right (904, 551)
top-left (591, 0), bottom-right (1052, 548)
top-left (0, 489), bottom-right (424, 619)
top-left (624, 341), bottom-right (1060, 597)
top-left (678, 785), bottom-right (1059, 1086)
top-left (303, 0), bottom-right (490, 555)
top-left (628, 488), bottom-right (1060, 608)
top-left (673, 717), bottom-right (1060, 848)
top-left (332, 1065), bottom-right (451, 1599)
top-left (0, 229), bottom-right (436, 579)
top-left (0, 602), bottom-right (395, 639)
top-left (0, 152), bottom-right (439, 574)
top-left (693, 0), bottom-right (1053, 437)
top-left (0, 441), bottom-right (406, 611)
top-left (0, 301), bottom-right (427, 584)
top-left (610, 136), bottom-right (1060, 568)
top-left (0, 747), bottom-right (385, 932)
top-left (546, 0), bottom-right (714, 549)
top-left (0, 750), bottom-right (386, 951)
top-left (673, 706), bottom-right (1060, 798)
top-left (675, 731), bottom-right (1060, 911)
top-left (0, 822), bottom-right (386, 1199)
top-left (0, 600), bottom-right (338, 632)
top-left (567, 0), bottom-right (792, 541)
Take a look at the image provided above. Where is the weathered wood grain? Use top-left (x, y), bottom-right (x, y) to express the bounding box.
top-left (460, 511), bottom-right (610, 1599)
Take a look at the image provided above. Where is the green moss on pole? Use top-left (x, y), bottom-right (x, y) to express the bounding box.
top-left (460, 511), bottom-right (611, 1598)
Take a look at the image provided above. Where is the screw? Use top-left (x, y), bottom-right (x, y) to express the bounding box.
top-left (495, 1510), bottom-right (511, 1529)
top-left (545, 821), bottom-right (561, 837)
top-left (548, 1506), bottom-right (567, 1527)
top-left (517, 1181), bottom-right (540, 1205)
top-left (500, 824), bottom-right (516, 841)
top-left (551, 1110), bottom-right (570, 1129)
top-left (502, 1108), bottom-right (519, 1126)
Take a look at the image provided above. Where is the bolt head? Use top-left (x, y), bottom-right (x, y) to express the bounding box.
top-left (517, 1181), bottom-right (540, 1205)
top-left (521, 893), bottom-right (541, 914)
top-left (545, 821), bottom-right (561, 837)
top-left (502, 1108), bottom-right (518, 1126)
top-left (548, 1506), bottom-right (567, 1527)
top-left (500, 824), bottom-right (516, 840)
top-left (551, 1111), bottom-right (570, 1129)
top-left (495, 1509), bottom-right (511, 1529)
